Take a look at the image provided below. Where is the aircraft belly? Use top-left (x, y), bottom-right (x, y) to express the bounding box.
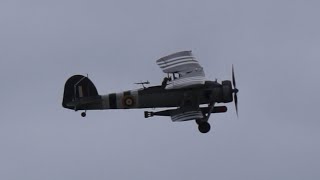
top-left (138, 91), bottom-right (183, 108)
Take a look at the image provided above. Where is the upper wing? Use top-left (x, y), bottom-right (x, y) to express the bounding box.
top-left (156, 51), bottom-right (203, 73)
top-left (156, 51), bottom-right (206, 89)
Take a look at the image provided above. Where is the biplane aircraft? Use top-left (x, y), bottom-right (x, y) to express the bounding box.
top-left (62, 51), bottom-right (239, 133)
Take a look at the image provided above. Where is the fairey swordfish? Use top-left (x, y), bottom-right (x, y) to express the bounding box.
top-left (62, 51), bottom-right (239, 133)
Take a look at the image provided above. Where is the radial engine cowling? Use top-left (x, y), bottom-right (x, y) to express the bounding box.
top-left (221, 80), bottom-right (233, 103)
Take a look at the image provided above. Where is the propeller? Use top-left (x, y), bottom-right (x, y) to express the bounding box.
top-left (232, 65), bottom-right (239, 117)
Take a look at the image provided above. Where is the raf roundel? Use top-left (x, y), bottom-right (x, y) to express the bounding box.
top-left (122, 95), bottom-right (135, 108)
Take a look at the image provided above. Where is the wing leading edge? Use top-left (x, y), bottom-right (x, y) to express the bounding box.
top-left (156, 51), bottom-right (206, 89)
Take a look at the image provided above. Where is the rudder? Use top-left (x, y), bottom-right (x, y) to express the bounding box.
top-left (62, 75), bottom-right (99, 109)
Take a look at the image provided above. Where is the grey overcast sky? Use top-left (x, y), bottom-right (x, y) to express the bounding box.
top-left (1, 0), bottom-right (320, 179)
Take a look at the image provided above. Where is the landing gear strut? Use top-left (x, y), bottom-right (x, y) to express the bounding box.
top-left (198, 122), bottom-right (211, 133)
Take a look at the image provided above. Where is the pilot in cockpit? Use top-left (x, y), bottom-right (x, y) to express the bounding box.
top-left (162, 73), bottom-right (181, 88)
top-left (162, 77), bottom-right (170, 88)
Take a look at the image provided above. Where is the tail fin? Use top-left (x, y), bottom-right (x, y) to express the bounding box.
top-left (62, 75), bottom-right (99, 110)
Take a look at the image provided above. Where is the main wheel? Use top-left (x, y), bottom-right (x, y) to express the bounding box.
top-left (198, 122), bottom-right (211, 133)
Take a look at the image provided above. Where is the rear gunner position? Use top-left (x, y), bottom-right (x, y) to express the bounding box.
top-left (62, 51), bottom-right (239, 133)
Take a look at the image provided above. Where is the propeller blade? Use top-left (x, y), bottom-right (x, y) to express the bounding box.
top-left (232, 64), bottom-right (236, 88)
top-left (232, 65), bottom-right (239, 117)
top-left (234, 94), bottom-right (238, 117)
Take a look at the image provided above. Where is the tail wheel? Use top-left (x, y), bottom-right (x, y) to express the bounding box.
top-left (81, 112), bottom-right (86, 117)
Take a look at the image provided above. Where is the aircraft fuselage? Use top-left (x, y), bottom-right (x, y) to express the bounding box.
top-left (67, 81), bottom-right (223, 111)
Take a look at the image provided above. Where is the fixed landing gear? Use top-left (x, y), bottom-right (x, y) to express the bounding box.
top-left (81, 112), bottom-right (86, 117)
top-left (197, 121), bottom-right (211, 133)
